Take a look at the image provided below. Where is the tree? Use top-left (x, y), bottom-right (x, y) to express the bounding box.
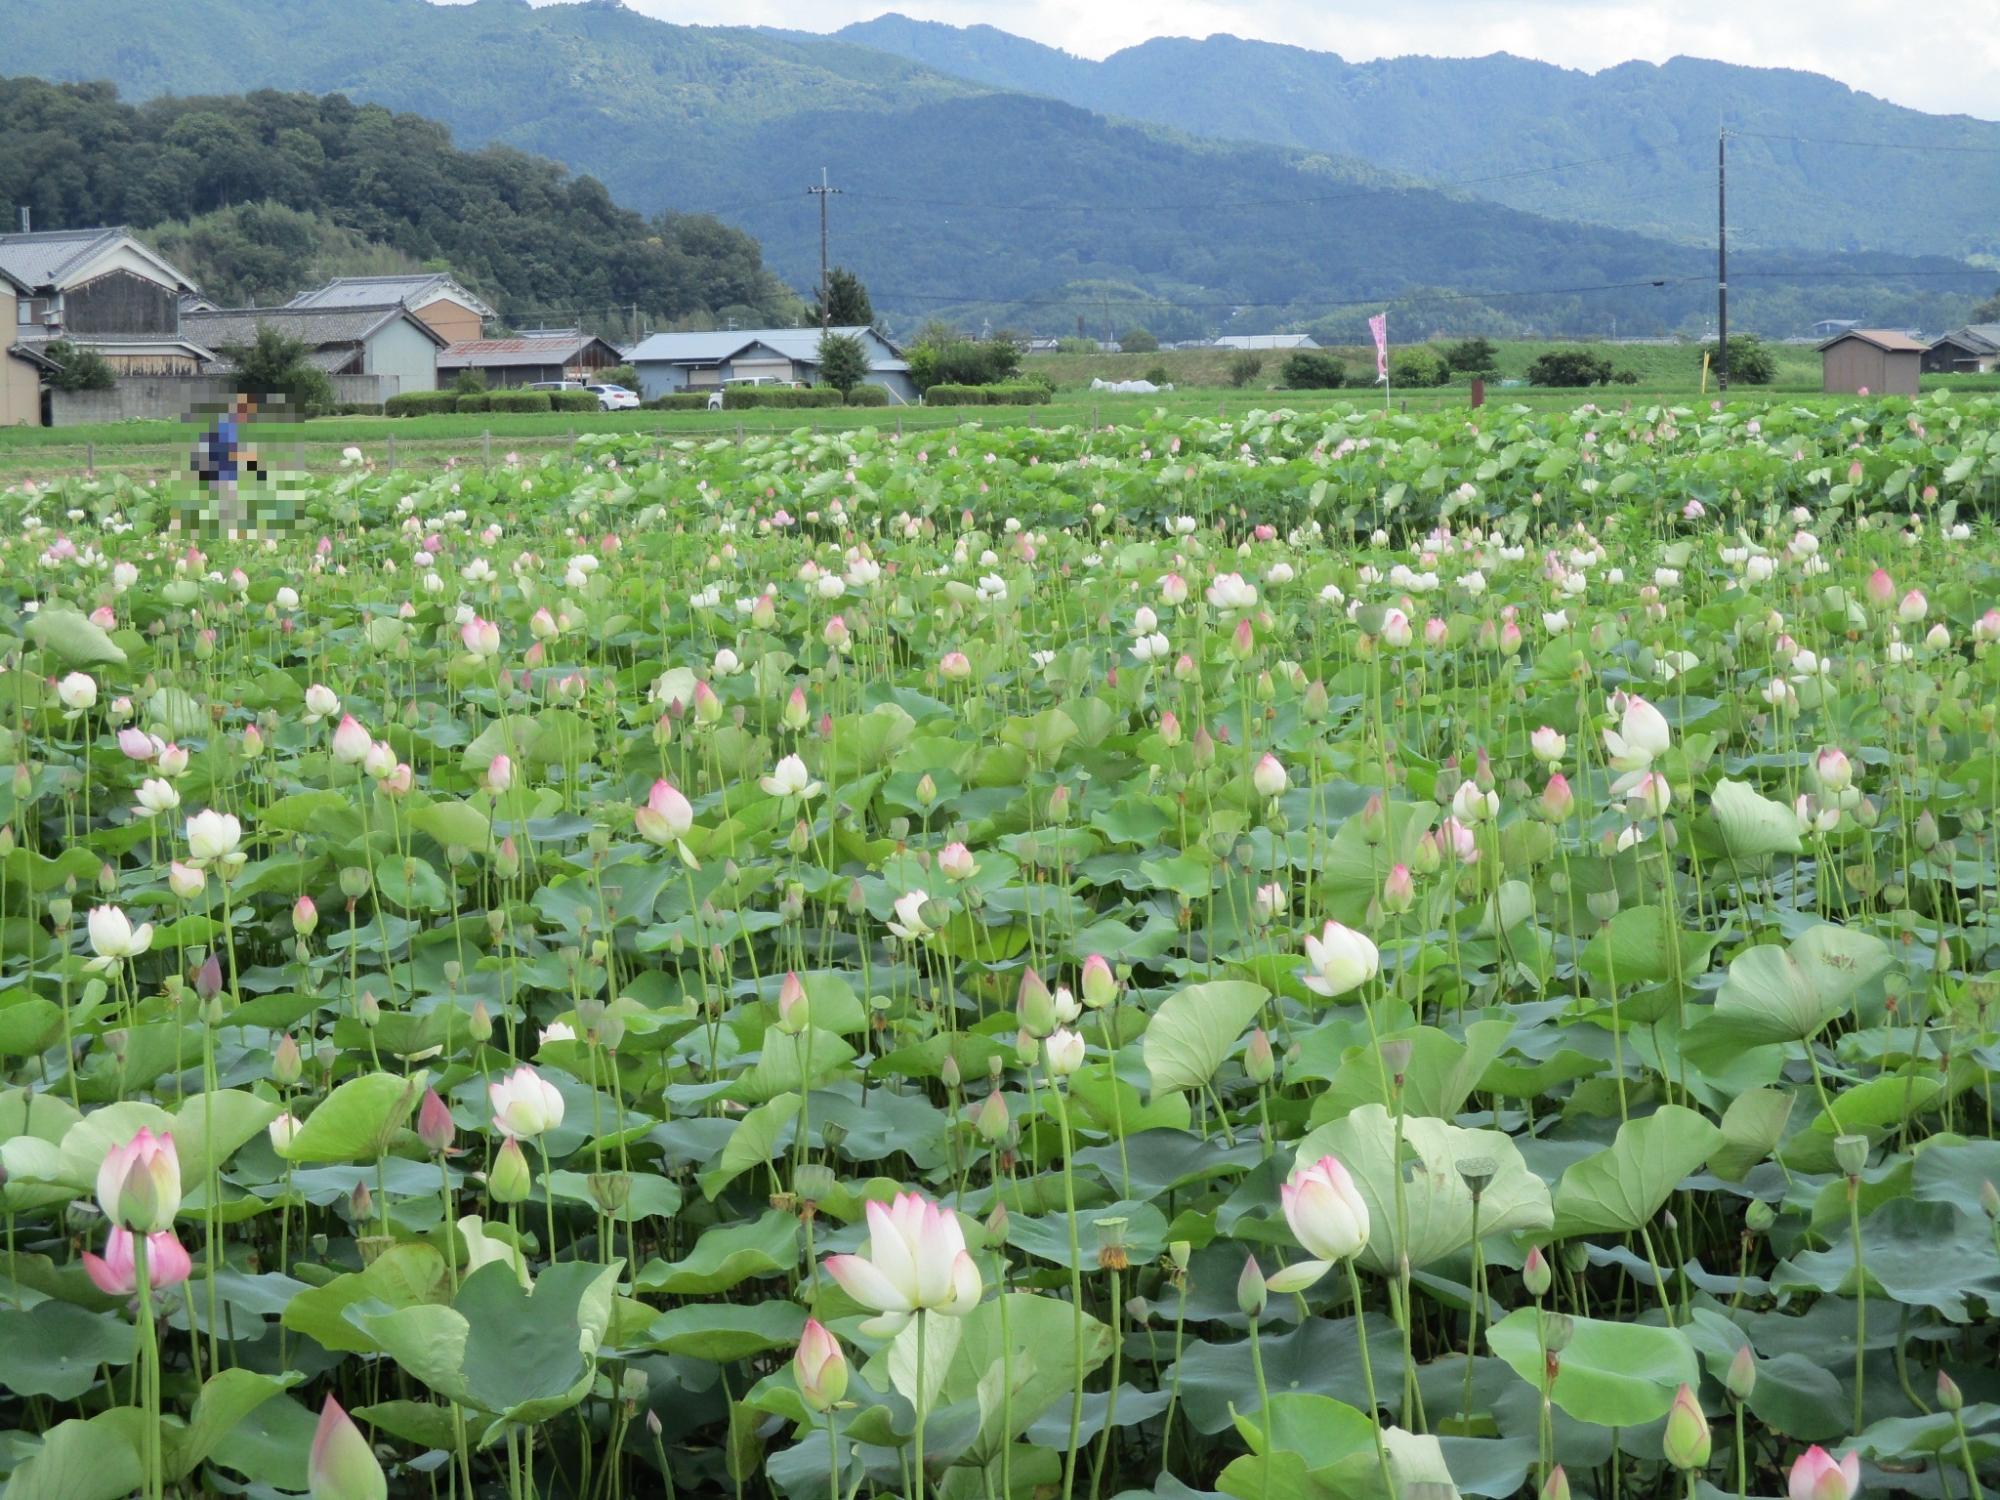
top-left (809, 267), bottom-right (874, 328)
top-left (39, 339), bottom-right (115, 393)
top-left (450, 368), bottom-right (488, 395)
top-left (1390, 348), bottom-right (1450, 387)
top-left (1281, 352), bottom-right (1347, 389)
top-left (1972, 287), bottom-right (2000, 322)
top-left (598, 363), bottom-right (639, 389)
top-left (1119, 326), bottom-right (1159, 353)
top-left (906, 338), bottom-right (1020, 393)
top-left (1225, 352), bottom-right (1264, 388)
top-left (1444, 336), bottom-right (1498, 375)
top-left (1526, 349), bottom-right (1615, 387)
top-left (816, 330), bottom-right (869, 393)
top-left (223, 323), bottom-right (335, 416)
top-left (1699, 335), bottom-right (1776, 385)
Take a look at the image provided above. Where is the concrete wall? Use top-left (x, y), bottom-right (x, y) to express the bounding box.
top-left (362, 319), bottom-right (439, 394)
top-left (49, 374), bottom-right (389, 426)
top-left (3, 352), bottom-right (42, 427)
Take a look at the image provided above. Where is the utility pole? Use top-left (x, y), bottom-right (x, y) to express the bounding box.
top-left (808, 168), bottom-right (842, 329)
top-left (1717, 126), bottom-right (1729, 394)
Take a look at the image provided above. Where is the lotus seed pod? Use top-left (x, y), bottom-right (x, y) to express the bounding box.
top-left (1833, 1134), bottom-right (1869, 1178)
top-left (1745, 1200), bottom-right (1777, 1233)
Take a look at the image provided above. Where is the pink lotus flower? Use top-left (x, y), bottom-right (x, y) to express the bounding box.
top-left (1267, 1154), bottom-right (1371, 1291)
top-left (1252, 753), bottom-right (1287, 799)
top-left (938, 841), bottom-right (978, 881)
top-left (97, 1127), bottom-right (181, 1232)
top-left (83, 1226), bottom-right (191, 1296)
top-left (939, 651), bottom-right (972, 681)
top-left (634, 780), bottom-right (692, 845)
top-left (461, 616), bottom-right (501, 658)
top-left (310, 1395), bottom-right (387, 1500)
top-left (1865, 568), bottom-right (1895, 607)
top-left (1789, 1447), bottom-right (1860, 1500)
top-left (823, 1191), bottom-right (982, 1335)
top-left (117, 727), bottom-right (160, 761)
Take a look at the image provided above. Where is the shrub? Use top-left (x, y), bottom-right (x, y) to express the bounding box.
top-left (1526, 349), bottom-right (1615, 387)
top-left (1443, 337), bottom-right (1499, 375)
top-left (844, 384), bottom-right (891, 407)
top-left (721, 387), bottom-right (844, 409)
top-left (218, 324), bottom-right (336, 416)
top-left (384, 390), bottom-right (461, 416)
top-left (1281, 352), bottom-right (1347, 389)
top-left (550, 390), bottom-right (599, 412)
top-left (598, 363), bottom-right (639, 390)
top-left (1613, 369), bottom-right (1641, 385)
top-left (454, 392), bottom-right (492, 413)
top-left (924, 383), bottom-right (1051, 406)
top-left (817, 331), bottom-right (870, 393)
top-left (1390, 348), bottom-right (1451, 388)
top-left (1143, 365), bottom-right (1171, 386)
top-left (450, 369), bottom-right (487, 395)
top-left (643, 393), bottom-right (713, 411)
top-left (488, 390), bottom-right (554, 412)
top-left (333, 401), bottom-right (384, 416)
top-left (1226, 353), bottom-right (1265, 388)
top-left (907, 338), bottom-right (1021, 393)
top-left (1698, 336), bottom-right (1776, 386)
top-left (1120, 327), bottom-right (1160, 354)
top-left (40, 338), bottom-right (116, 393)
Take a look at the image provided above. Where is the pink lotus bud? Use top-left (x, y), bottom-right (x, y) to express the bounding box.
top-left (418, 1088), bottom-right (456, 1155)
top-left (783, 686), bottom-right (809, 730)
top-left (331, 715), bottom-right (371, 765)
top-left (939, 651), bottom-right (972, 681)
top-left (1541, 773), bottom-right (1575, 820)
top-left (938, 841), bottom-right (978, 881)
top-left (117, 727), bottom-right (158, 761)
top-left (309, 1395), bottom-right (387, 1500)
top-left (1158, 710), bottom-right (1182, 747)
top-left (777, 971), bottom-right (810, 1034)
top-left (1382, 863), bottom-right (1415, 913)
top-left (292, 895), bottom-right (318, 936)
top-left (1252, 753), bottom-right (1287, 799)
top-left (486, 754), bottom-right (513, 793)
top-left (635, 779), bottom-right (693, 846)
top-left (1865, 568), bottom-right (1895, 607)
top-left (794, 1318), bottom-right (849, 1412)
top-left (1788, 1446), bottom-right (1860, 1500)
top-left (1080, 953), bottom-right (1118, 1008)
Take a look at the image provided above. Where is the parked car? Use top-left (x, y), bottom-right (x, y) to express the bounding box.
top-left (527, 380), bottom-right (583, 391)
top-left (586, 383), bottom-right (641, 411)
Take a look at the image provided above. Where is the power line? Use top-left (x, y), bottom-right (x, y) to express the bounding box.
top-left (1729, 128), bottom-right (2000, 155)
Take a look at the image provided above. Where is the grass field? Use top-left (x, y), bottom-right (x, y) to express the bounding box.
top-left (6, 356), bottom-right (1997, 482)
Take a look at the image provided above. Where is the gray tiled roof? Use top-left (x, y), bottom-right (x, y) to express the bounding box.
top-left (183, 304), bottom-right (445, 350)
top-left (627, 326), bottom-right (904, 369)
top-left (0, 227), bottom-right (195, 292)
top-left (289, 274), bottom-right (496, 318)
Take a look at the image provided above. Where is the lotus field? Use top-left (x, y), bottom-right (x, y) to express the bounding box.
top-left (7, 393), bottom-right (2000, 1500)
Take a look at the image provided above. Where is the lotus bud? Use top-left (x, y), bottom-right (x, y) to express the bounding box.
top-left (309, 1395), bottom-right (387, 1500)
top-left (488, 1136), bottom-right (532, 1203)
top-left (347, 1180), bottom-right (373, 1222)
top-left (1586, 887), bottom-right (1620, 923)
top-left (1358, 792), bottom-right (1386, 844)
top-left (975, 1091), bottom-right (1010, 1144)
top-left (1937, 1369), bottom-right (1963, 1412)
top-left (469, 1001), bottom-right (494, 1043)
top-left (794, 1318), bottom-right (849, 1412)
top-left (1158, 710), bottom-right (1182, 747)
top-left (1237, 1254), bottom-right (1267, 1318)
top-left (1245, 1028), bottom-right (1275, 1084)
top-left (1522, 1245), bottom-right (1552, 1298)
top-left (195, 951), bottom-right (223, 1000)
top-left (1915, 809), bottom-right (1939, 850)
top-left (1745, 1199), bottom-right (1776, 1233)
top-left (939, 1052), bottom-right (961, 1091)
top-left (1542, 1467), bottom-right (1571, 1500)
top-left (1382, 863), bottom-right (1415, 914)
top-left (1017, 967), bottom-right (1057, 1036)
top-left (418, 1089), bottom-right (456, 1156)
top-left (358, 989), bottom-right (380, 1028)
top-left (1727, 1344), bottom-right (1757, 1402)
top-left (292, 895), bottom-right (319, 936)
top-left (1080, 953), bottom-right (1117, 1009)
top-left (777, 971), bottom-right (810, 1035)
top-left (1252, 753), bottom-right (1287, 799)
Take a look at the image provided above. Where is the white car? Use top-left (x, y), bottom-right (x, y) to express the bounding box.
top-left (586, 383), bottom-right (641, 411)
top-left (705, 375), bottom-right (795, 411)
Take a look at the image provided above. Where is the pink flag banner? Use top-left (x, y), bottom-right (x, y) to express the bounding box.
top-left (1369, 313), bottom-right (1389, 383)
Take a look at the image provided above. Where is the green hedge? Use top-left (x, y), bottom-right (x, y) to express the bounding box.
top-left (550, 389), bottom-right (598, 412)
top-left (844, 384), bottom-right (890, 407)
top-left (333, 401), bottom-right (383, 416)
top-left (488, 390), bottom-right (553, 413)
top-left (644, 393), bottom-right (714, 411)
top-left (384, 390), bottom-right (461, 417)
top-left (722, 387), bottom-right (845, 410)
top-left (454, 393), bottom-right (492, 413)
top-left (924, 383), bottom-right (1052, 406)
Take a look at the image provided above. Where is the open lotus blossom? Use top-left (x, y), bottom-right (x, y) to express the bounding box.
top-left (1531, 726), bottom-right (1566, 763)
top-left (634, 779), bottom-right (693, 845)
top-left (83, 1226), bottom-right (192, 1296)
top-left (135, 777), bottom-right (179, 816)
top-left (1789, 1447), bottom-right (1860, 1500)
top-left (1301, 920), bottom-right (1379, 997)
top-left (760, 753), bottom-right (823, 800)
top-left (97, 1127), bottom-right (181, 1232)
top-left (56, 671), bottom-right (98, 710)
top-left (488, 1064), bottom-right (565, 1139)
top-left (886, 891), bottom-right (933, 941)
top-left (87, 904), bottom-right (154, 965)
top-left (822, 1191), bottom-right (983, 1335)
top-left (118, 727), bottom-right (161, 761)
top-left (1267, 1153), bottom-right (1372, 1292)
top-left (304, 683), bottom-right (341, 721)
top-left (185, 808), bottom-right (242, 865)
top-left (1602, 694), bottom-right (1671, 782)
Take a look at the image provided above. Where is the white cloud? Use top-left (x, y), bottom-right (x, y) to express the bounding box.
top-left (606, 0), bottom-right (2000, 120)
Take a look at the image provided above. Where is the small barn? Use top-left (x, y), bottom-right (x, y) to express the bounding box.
top-left (183, 304), bottom-right (444, 395)
top-left (437, 329), bottom-right (623, 388)
top-left (1817, 328), bottom-right (1922, 396)
top-left (1923, 325), bottom-right (2000, 375)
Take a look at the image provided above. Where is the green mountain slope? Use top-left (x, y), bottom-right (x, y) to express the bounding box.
top-left (0, 0), bottom-right (1986, 336)
top-left (832, 14), bottom-right (2000, 260)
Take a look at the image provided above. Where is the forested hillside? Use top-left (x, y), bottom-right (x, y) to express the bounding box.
top-left (0, 75), bottom-right (796, 329)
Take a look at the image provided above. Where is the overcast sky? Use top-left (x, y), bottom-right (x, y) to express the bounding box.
top-left (606, 0), bottom-right (2000, 120)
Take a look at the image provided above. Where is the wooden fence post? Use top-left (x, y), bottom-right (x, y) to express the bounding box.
top-left (387, 434), bottom-right (397, 472)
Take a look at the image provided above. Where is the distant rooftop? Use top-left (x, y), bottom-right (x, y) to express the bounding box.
top-left (0, 226), bottom-right (196, 293)
top-left (289, 273), bottom-right (496, 318)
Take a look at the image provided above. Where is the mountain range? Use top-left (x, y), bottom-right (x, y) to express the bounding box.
top-left (1, 0), bottom-right (1992, 339)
